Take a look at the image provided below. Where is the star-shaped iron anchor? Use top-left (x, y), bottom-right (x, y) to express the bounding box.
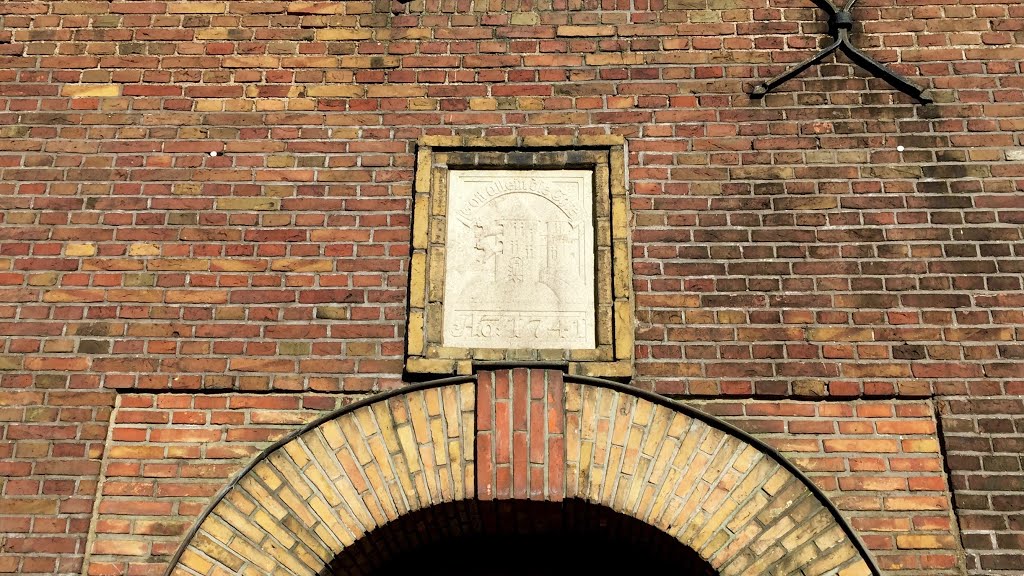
top-left (751, 0), bottom-right (932, 104)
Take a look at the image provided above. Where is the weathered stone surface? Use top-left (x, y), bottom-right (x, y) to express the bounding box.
top-left (443, 170), bottom-right (596, 350)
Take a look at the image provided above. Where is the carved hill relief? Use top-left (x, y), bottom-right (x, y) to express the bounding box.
top-left (443, 170), bottom-right (596, 349)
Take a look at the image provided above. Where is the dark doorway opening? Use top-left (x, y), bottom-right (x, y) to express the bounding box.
top-left (328, 499), bottom-right (718, 576)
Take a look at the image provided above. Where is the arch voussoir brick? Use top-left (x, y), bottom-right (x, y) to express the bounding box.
top-left (166, 371), bottom-right (876, 576)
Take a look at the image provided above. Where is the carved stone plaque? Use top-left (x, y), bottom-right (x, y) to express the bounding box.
top-left (443, 170), bottom-right (596, 349)
top-left (406, 137), bottom-right (632, 376)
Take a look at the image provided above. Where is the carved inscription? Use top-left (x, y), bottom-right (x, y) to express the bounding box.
top-left (443, 170), bottom-right (596, 349)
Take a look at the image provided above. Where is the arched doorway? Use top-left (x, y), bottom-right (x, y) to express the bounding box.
top-left (165, 369), bottom-right (877, 576)
top-left (332, 499), bottom-right (716, 576)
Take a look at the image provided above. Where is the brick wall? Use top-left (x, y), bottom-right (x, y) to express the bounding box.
top-left (0, 382), bottom-right (113, 575)
top-left (939, 395), bottom-right (1024, 573)
top-left (85, 392), bottom-right (356, 576)
top-left (116, 374), bottom-right (884, 576)
top-left (692, 399), bottom-right (963, 573)
top-left (1, 0), bottom-right (1022, 574)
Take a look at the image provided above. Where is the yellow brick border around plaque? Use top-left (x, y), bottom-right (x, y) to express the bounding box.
top-left (406, 136), bottom-right (634, 378)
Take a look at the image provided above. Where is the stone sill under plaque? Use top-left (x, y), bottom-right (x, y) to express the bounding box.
top-left (406, 136), bottom-right (633, 379)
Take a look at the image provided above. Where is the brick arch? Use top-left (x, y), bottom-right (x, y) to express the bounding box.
top-left (166, 369), bottom-right (879, 576)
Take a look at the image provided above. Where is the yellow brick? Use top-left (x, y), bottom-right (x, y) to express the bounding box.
top-left (128, 243), bottom-right (160, 256)
top-left (201, 516), bottom-right (235, 545)
top-left (168, 2), bottom-right (226, 13)
top-left (415, 148), bottom-right (432, 194)
top-left (612, 241), bottom-right (630, 297)
top-left (408, 394), bottom-right (431, 447)
top-left (419, 135), bottom-right (461, 147)
top-left (727, 491), bottom-right (769, 533)
top-left (65, 243), bottom-right (95, 257)
top-left (361, 464), bottom-right (395, 520)
top-left (254, 100), bottom-right (284, 112)
top-left (409, 98), bottom-right (437, 110)
top-left (107, 289), bottom-right (162, 303)
top-left (838, 560), bottom-right (872, 576)
top-left (778, 543), bottom-right (821, 573)
top-left (195, 28), bottom-right (238, 40)
top-left (367, 85), bottom-right (424, 98)
top-left (288, 2), bottom-right (348, 15)
top-left (458, 382), bottom-right (474, 411)
top-left (779, 509), bottom-right (833, 553)
top-left (803, 542), bottom-right (858, 576)
top-left (427, 248), bottom-right (445, 303)
top-left (425, 302), bottom-right (443, 343)
top-left (52, 1), bottom-right (111, 14)
top-left (27, 272), bottom-right (59, 286)
top-left (903, 438), bottom-right (940, 453)
top-left (464, 136), bottom-right (518, 148)
top-left (283, 56), bottom-right (338, 68)
top-left (762, 467), bottom-right (791, 496)
top-left (222, 536), bottom-right (277, 571)
top-left (793, 379), bottom-right (827, 396)
top-left (615, 300), bottom-right (634, 360)
top-left (281, 447), bottom-right (312, 482)
top-left (510, 12), bottom-right (539, 25)
top-left (340, 56), bottom-right (400, 69)
top-left (585, 53), bottom-right (644, 66)
top-left (223, 56), bottom-right (279, 68)
top-left (571, 361), bottom-right (632, 378)
top-left (518, 97), bottom-right (544, 110)
top-left (166, 290), bottom-right (228, 304)
top-left (211, 259), bottom-right (266, 272)
top-left (173, 183), bottom-right (202, 195)
top-left (305, 85), bottom-right (364, 98)
top-left (315, 305), bottom-right (347, 320)
top-left (3, 210), bottom-right (29, 223)
top-left (315, 28), bottom-right (372, 40)
top-left (406, 310), bottom-right (424, 355)
top-left (319, 420), bottom-right (346, 453)
top-left (194, 100), bottom-right (222, 112)
top-left (406, 357), bottom-right (454, 374)
top-left (521, 135), bottom-right (575, 147)
top-left (578, 134), bottom-right (626, 146)
top-left (42, 289), bottom-right (103, 303)
top-left (266, 155), bottom-right (294, 168)
top-left (0, 499), bottom-right (58, 514)
top-left (62, 84), bottom-right (119, 98)
top-left (412, 196), bottom-right (430, 249)
top-left (438, 385), bottom-right (460, 433)
top-left (557, 25), bottom-right (616, 36)
top-left (611, 195), bottom-right (629, 235)
top-left (332, 472), bottom-right (375, 533)
top-left (270, 259), bottom-right (333, 272)
top-left (215, 198), bottom-right (281, 211)
top-left (469, 97), bottom-right (497, 111)
top-left (597, 305), bottom-right (613, 347)
top-left (178, 548), bottom-right (214, 575)
top-left (147, 259), bottom-right (210, 271)
top-left (896, 534), bottom-right (957, 549)
top-left (407, 248), bottom-right (423, 297)
top-left (537, 348), bottom-right (568, 362)
top-left (430, 170), bottom-right (447, 217)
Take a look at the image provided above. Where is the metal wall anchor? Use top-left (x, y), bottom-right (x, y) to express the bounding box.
top-left (751, 0), bottom-right (932, 103)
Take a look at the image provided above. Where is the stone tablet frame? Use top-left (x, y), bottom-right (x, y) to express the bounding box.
top-left (406, 135), bottom-right (633, 378)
